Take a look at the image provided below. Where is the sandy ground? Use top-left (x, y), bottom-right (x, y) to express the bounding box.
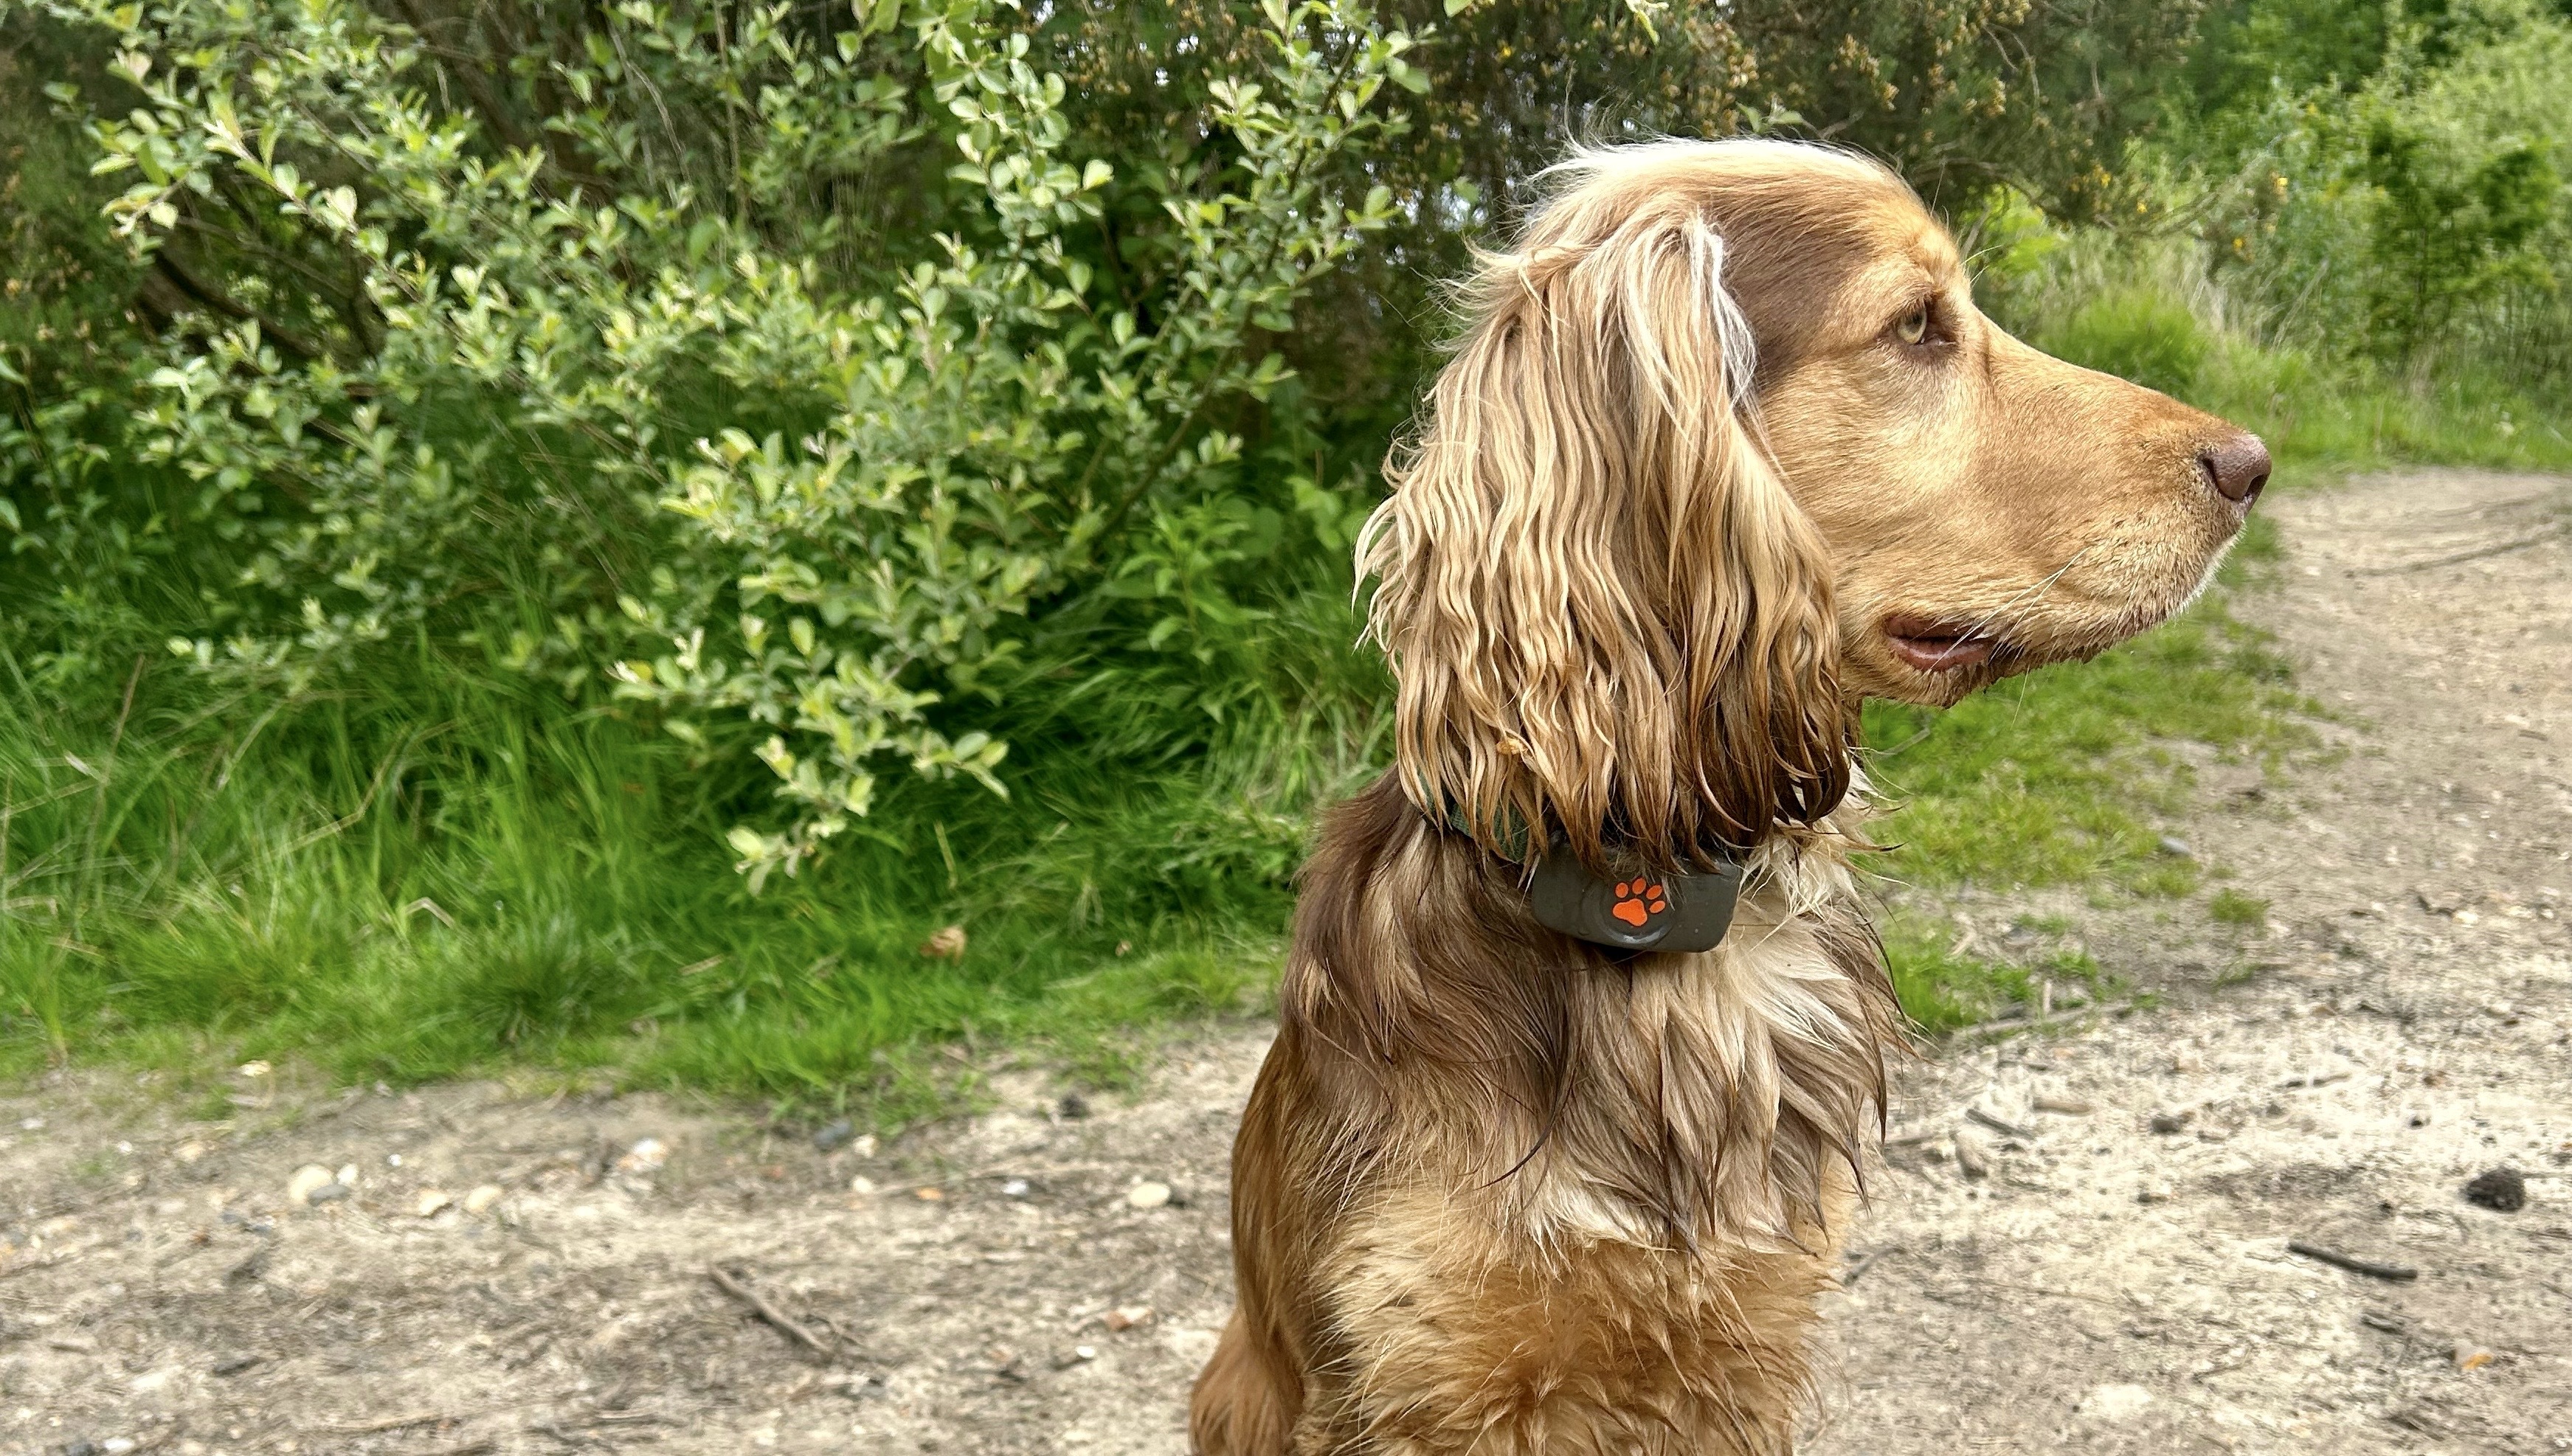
top-left (2, 467), bottom-right (2568, 1456)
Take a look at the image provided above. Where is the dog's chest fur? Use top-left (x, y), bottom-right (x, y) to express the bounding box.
top-left (1277, 834), bottom-right (1898, 1453)
top-left (1310, 1178), bottom-right (1849, 1455)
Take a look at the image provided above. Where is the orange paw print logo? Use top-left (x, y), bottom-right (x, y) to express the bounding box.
top-left (1610, 879), bottom-right (1668, 928)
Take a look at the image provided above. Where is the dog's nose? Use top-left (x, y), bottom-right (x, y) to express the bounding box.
top-left (2198, 432), bottom-right (2271, 505)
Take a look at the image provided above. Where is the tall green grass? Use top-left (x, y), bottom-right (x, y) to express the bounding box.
top-left (0, 654), bottom-right (1337, 1113)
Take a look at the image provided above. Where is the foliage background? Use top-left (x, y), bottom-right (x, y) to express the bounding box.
top-left (1, 0), bottom-right (2566, 1111)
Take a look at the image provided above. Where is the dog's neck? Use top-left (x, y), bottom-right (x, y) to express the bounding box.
top-left (1283, 774), bottom-right (1902, 1252)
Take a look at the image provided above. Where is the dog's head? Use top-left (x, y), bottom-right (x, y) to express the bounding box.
top-left (1365, 139), bottom-right (2265, 867)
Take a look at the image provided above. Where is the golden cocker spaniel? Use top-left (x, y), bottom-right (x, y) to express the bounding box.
top-left (1192, 139), bottom-right (2267, 1456)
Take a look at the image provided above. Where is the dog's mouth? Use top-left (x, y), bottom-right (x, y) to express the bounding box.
top-left (1881, 617), bottom-right (2004, 674)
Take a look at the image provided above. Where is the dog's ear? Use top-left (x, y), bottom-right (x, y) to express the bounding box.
top-left (1361, 198), bottom-right (1850, 869)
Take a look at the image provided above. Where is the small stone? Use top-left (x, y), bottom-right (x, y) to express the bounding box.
top-left (2462, 1167), bottom-right (2527, 1213)
top-left (334, 1163), bottom-right (360, 1190)
top-left (848, 1176), bottom-right (878, 1196)
top-left (615, 1137), bottom-right (668, 1174)
top-left (1104, 1305), bottom-right (1155, 1331)
top-left (104, 1439), bottom-right (138, 1455)
top-left (914, 1187), bottom-right (945, 1202)
top-left (413, 1189), bottom-right (454, 1218)
top-left (210, 1353), bottom-right (261, 1376)
top-left (812, 1119), bottom-right (856, 1153)
top-left (172, 1141), bottom-right (207, 1165)
top-left (222, 1247), bottom-right (270, 1287)
top-left (2157, 836), bottom-right (2193, 859)
top-left (307, 1182), bottom-right (351, 1206)
top-left (2453, 1343), bottom-right (2497, 1373)
top-left (2137, 1181), bottom-right (2174, 1205)
top-left (2148, 1111), bottom-right (2192, 1135)
top-left (285, 1165), bottom-right (335, 1204)
top-left (1057, 1094), bottom-right (1090, 1120)
top-left (1000, 1179), bottom-right (1030, 1197)
top-left (2076, 1383), bottom-right (2155, 1422)
top-left (1952, 1131), bottom-right (1993, 1181)
top-left (461, 1184), bottom-right (505, 1216)
top-left (851, 1134), bottom-right (878, 1159)
top-left (1126, 1180), bottom-right (1173, 1210)
top-left (236, 1061), bottom-right (272, 1079)
top-left (919, 924), bottom-right (968, 960)
top-left (2033, 1096), bottom-right (2094, 1116)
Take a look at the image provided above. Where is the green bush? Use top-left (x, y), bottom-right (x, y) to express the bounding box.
top-left (2041, 288), bottom-right (2212, 396)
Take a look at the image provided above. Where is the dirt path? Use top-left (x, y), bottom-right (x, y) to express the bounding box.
top-left (3, 468), bottom-right (2568, 1456)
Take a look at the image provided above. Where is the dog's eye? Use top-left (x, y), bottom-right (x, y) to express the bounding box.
top-left (1894, 303), bottom-right (1932, 346)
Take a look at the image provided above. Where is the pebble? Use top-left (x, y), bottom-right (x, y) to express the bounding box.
top-left (2157, 836), bottom-right (2194, 859)
top-left (285, 1165), bottom-right (335, 1205)
top-left (2077, 1383), bottom-right (2155, 1422)
top-left (2462, 1167), bottom-right (2527, 1213)
top-left (461, 1184), bottom-right (505, 1216)
top-left (812, 1120), bottom-right (857, 1153)
top-left (236, 1061), bottom-right (271, 1079)
top-left (1126, 1181), bottom-right (1173, 1210)
top-left (1104, 1305), bottom-right (1155, 1331)
top-left (1952, 1131), bottom-right (1993, 1181)
top-left (2148, 1111), bottom-right (2192, 1135)
top-left (1058, 1094), bottom-right (1090, 1120)
top-left (848, 1176), bottom-right (878, 1196)
top-left (307, 1182), bottom-right (352, 1205)
top-left (615, 1137), bottom-right (668, 1174)
top-left (414, 1189), bottom-right (454, 1218)
top-left (1001, 1179), bottom-right (1030, 1197)
top-left (851, 1134), bottom-right (878, 1159)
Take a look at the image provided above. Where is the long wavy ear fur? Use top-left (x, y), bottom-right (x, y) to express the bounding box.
top-left (1361, 148), bottom-right (1851, 870)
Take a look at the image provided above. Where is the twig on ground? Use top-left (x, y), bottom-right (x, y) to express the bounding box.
top-left (1840, 1247), bottom-right (1897, 1287)
top-left (2357, 527), bottom-right (2565, 575)
top-left (1965, 1107), bottom-right (2035, 1141)
top-left (1946, 999), bottom-right (2137, 1044)
top-left (2287, 1240), bottom-right (2418, 1281)
top-left (318, 1412), bottom-right (450, 1435)
top-left (319, 1412), bottom-right (450, 1435)
top-left (709, 1263), bottom-right (835, 1358)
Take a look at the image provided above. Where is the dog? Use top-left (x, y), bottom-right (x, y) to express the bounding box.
top-left (1189, 139), bottom-right (2267, 1455)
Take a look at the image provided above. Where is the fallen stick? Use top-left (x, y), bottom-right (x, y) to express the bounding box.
top-left (708, 1263), bottom-right (835, 1357)
top-left (320, 1412), bottom-right (450, 1435)
top-left (1965, 1106), bottom-right (2035, 1141)
top-left (1946, 999), bottom-right (2137, 1043)
top-left (2286, 1241), bottom-right (2418, 1282)
top-left (2355, 527), bottom-right (2565, 575)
